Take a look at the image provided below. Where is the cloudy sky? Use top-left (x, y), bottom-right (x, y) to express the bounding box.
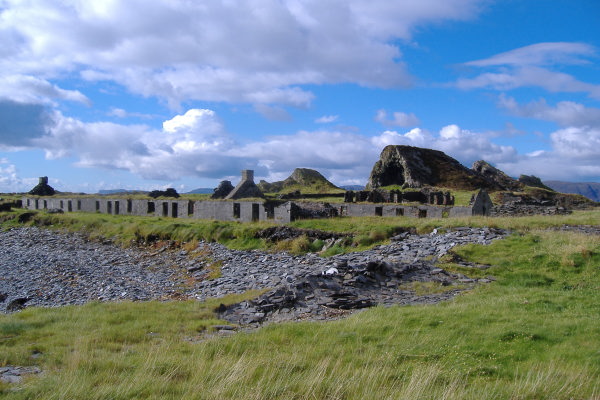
top-left (1, 0), bottom-right (599, 193)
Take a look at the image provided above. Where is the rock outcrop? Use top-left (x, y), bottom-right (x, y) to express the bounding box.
top-left (28, 177), bottom-right (55, 196)
top-left (211, 180), bottom-right (235, 199)
top-left (258, 168), bottom-right (340, 193)
top-left (518, 175), bottom-right (554, 191)
top-left (366, 146), bottom-right (497, 190)
top-left (148, 188), bottom-right (179, 198)
top-left (471, 160), bottom-right (522, 191)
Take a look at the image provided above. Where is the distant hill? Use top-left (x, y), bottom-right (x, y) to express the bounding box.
top-left (98, 189), bottom-right (147, 195)
top-left (545, 181), bottom-right (600, 202)
top-left (186, 188), bottom-right (214, 194)
top-left (258, 168), bottom-right (342, 194)
top-left (340, 185), bottom-right (365, 191)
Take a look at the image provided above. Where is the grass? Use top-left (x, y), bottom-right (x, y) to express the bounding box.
top-left (1, 210), bottom-right (271, 250)
top-left (3, 208), bottom-right (599, 257)
top-left (1, 221), bottom-right (599, 398)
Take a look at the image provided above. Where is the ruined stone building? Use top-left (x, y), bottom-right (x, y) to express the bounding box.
top-left (22, 171), bottom-right (493, 223)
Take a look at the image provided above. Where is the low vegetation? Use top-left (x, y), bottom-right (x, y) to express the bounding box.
top-left (0, 209), bottom-right (599, 398)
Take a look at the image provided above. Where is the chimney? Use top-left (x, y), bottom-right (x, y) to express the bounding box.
top-left (241, 170), bottom-right (254, 182)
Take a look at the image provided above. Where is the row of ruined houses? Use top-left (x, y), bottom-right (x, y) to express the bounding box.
top-left (21, 190), bottom-right (492, 223)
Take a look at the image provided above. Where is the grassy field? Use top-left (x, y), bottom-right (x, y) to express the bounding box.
top-left (0, 210), bottom-right (599, 399)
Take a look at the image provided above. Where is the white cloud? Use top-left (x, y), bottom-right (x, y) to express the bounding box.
top-left (375, 109), bottom-right (420, 127)
top-left (108, 107), bottom-right (157, 120)
top-left (493, 125), bottom-right (600, 181)
top-left (0, 0), bottom-right (485, 109)
top-left (551, 126), bottom-right (600, 160)
top-left (456, 42), bottom-right (600, 99)
top-left (315, 115), bottom-right (339, 124)
top-left (0, 75), bottom-right (90, 105)
top-left (464, 42), bottom-right (596, 67)
top-left (5, 101), bottom-right (597, 186)
top-left (498, 95), bottom-right (600, 127)
top-left (0, 158), bottom-right (37, 192)
top-left (7, 105), bottom-right (527, 185)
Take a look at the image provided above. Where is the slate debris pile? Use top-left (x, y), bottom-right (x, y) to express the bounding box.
top-left (1, 226), bottom-right (507, 322)
top-left (199, 227), bottom-right (508, 324)
top-left (219, 259), bottom-right (463, 325)
top-left (0, 227), bottom-right (196, 313)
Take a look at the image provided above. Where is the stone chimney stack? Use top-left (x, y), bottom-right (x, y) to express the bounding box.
top-left (224, 169), bottom-right (263, 199)
top-left (241, 170), bottom-right (254, 182)
top-left (39, 176), bottom-right (49, 185)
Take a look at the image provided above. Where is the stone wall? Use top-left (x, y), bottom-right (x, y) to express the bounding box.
top-left (22, 196), bottom-right (484, 223)
top-left (22, 197), bottom-right (292, 224)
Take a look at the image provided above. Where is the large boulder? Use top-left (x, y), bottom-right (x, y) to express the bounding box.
top-left (366, 145), bottom-right (497, 190)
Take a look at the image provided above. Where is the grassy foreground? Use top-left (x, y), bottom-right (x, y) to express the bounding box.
top-left (1, 211), bottom-right (599, 399)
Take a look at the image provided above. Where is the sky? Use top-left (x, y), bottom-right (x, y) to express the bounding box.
top-left (1, 0), bottom-right (599, 193)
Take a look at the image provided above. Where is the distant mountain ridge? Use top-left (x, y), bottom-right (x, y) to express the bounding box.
top-left (186, 188), bottom-right (214, 194)
top-left (544, 181), bottom-right (600, 202)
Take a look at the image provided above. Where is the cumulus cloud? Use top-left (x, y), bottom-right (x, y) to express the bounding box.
top-left (456, 42), bottom-right (600, 99)
top-left (490, 94), bottom-right (600, 181)
top-left (4, 101), bottom-right (598, 185)
top-left (30, 108), bottom-right (248, 180)
top-left (1, 102), bottom-right (532, 185)
top-left (0, 0), bottom-right (485, 109)
top-left (375, 109), bottom-right (420, 127)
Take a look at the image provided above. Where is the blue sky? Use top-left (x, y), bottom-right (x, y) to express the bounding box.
top-left (1, 0), bottom-right (599, 193)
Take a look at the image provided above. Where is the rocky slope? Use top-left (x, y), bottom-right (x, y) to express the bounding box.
top-left (366, 145), bottom-right (501, 190)
top-left (472, 160), bottom-right (522, 190)
top-left (258, 168), bottom-right (341, 193)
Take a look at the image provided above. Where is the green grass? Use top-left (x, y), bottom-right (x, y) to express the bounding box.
top-left (1, 221), bottom-right (599, 398)
top-left (3, 208), bottom-right (599, 259)
top-left (1, 210), bottom-right (272, 250)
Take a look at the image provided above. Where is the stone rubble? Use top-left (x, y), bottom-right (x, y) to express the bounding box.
top-left (1, 226), bottom-right (508, 323)
top-left (0, 366), bottom-right (41, 384)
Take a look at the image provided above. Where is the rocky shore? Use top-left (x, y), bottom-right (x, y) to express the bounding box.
top-left (0, 226), bottom-right (510, 323)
